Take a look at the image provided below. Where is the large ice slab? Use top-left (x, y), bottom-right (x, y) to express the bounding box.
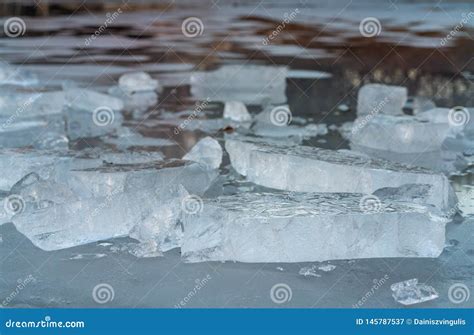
top-left (48, 159), bottom-right (218, 199)
top-left (225, 136), bottom-right (456, 212)
top-left (357, 84), bottom-right (407, 116)
top-left (191, 65), bottom-right (287, 104)
top-left (181, 191), bottom-right (448, 263)
top-left (12, 186), bottom-right (186, 251)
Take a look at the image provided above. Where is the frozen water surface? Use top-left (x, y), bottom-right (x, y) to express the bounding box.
top-left (0, 0), bottom-right (473, 308)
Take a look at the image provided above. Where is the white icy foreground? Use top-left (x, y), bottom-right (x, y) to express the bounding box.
top-left (225, 137), bottom-right (456, 213)
top-left (11, 159), bottom-right (218, 251)
top-left (181, 191), bottom-right (448, 263)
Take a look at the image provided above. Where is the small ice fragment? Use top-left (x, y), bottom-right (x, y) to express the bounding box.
top-left (108, 86), bottom-right (157, 114)
top-left (104, 127), bottom-right (175, 149)
top-left (276, 266), bottom-right (284, 271)
top-left (183, 137), bottom-right (222, 170)
top-left (287, 69), bottom-right (332, 79)
top-left (357, 84), bottom-right (407, 116)
top-left (191, 65), bottom-right (287, 104)
top-left (391, 279), bottom-right (438, 305)
top-left (223, 101), bottom-right (251, 122)
top-left (181, 191), bottom-right (448, 263)
top-left (318, 264), bottom-right (336, 272)
top-left (68, 253), bottom-right (107, 260)
top-left (118, 72), bottom-right (159, 93)
top-left (299, 265), bottom-right (321, 277)
top-left (406, 96), bottom-right (436, 115)
top-left (338, 104), bottom-right (350, 112)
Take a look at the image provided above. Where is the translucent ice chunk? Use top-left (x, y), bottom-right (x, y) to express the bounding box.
top-left (108, 86), bottom-right (157, 114)
top-left (191, 65), bottom-right (287, 104)
top-left (223, 101), bottom-right (251, 122)
top-left (352, 145), bottom-right (468, 175)
top-left (225, 136), bottom-right (456, 212)
top-left (0, 64), bottom-right (38, 87)
top-left (391, 279), bottom-right (438, 305)
top-left (357, 84), bottom-right (407, 116)
top-left (0, 115), bottom-right (66, 149)
top-left (12, 186), bottom-right (186, 251)
top-left (48, 159), bottom-right (218, 199)
top-left (118, 72), bottom-right (159, 93)
top-left (65, 89), bottom-right (124, 112)
top-left (183, 137), bottom-right (222, 169)
top-left (0, 91), bottom-right (65, 118)
top-left (349, 114), bottom-right (456, 153)
top-left (299, 265), bottom-right (321, 277)
top-left (181, 191), bottom-right (448, 263)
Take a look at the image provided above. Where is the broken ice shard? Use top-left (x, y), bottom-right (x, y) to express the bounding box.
top-left (0, 91), bottom-right (65, 118)
top-left (357, 84), bottom-right (407, 116)
top-left (108, 86), bottom-right (157, 114)
top-left (65, 89), bottom-right (124, 112)
top-left (349, 114), bottom-right (458, 153)
top-left (12, 186), bottom-right (186, 251)
top-left (223, 101), bottom-right (252, 122)
top-left (11, 159), bottom-right (218, 251)
top-left (0, 115), bottom-right (67, 149)
top-left (183, 137), bottom-right (222, 169)
top-left (391, 279), bottom-right (438, 305)
top-left (48, 159), bottom-right (218, 199)
top-left (191, 65), bottom-right (287, 104)
top-left (181, 191), bottom-right (448, 263)
top-left (118, 72), bottom-right (159, 93)
top-left (225, 136), bottom-right (456, 212)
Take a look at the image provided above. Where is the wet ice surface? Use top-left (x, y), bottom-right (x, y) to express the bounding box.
top-left (1, 0), bottom-right (474, 308)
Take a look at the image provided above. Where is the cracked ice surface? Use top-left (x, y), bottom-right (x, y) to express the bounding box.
top-left (181, 191), bottom-right (448, 263)
top-left (225, 136), bottom-right (456, 213)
